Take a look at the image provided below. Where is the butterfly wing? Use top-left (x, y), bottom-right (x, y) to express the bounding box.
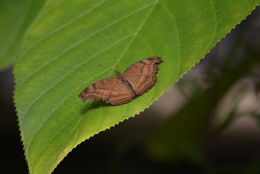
top-left (122, 57), bottom-right (162, 95)
top-left (105, 79), bottom-right (136, 105)
top-left (79, 77), bottom-right (135, 105)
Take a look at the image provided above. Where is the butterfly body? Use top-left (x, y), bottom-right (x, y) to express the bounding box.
top-left (79, 57), bottom-right (163, 105)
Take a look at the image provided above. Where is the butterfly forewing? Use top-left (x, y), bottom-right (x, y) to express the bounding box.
top-left (123, 57), bottom-right (162, 95)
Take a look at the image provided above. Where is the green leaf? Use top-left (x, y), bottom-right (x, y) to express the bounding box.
top-left (14, 0), bottom-right (260, 173)
top-left (0, 0), bottom-right (46, 70)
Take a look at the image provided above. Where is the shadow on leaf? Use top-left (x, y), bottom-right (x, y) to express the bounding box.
top-left (80, 100), bottom-right (109, 114)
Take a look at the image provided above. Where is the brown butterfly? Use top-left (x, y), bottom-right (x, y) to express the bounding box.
top-left (79, 57), bottom-right (163, 105)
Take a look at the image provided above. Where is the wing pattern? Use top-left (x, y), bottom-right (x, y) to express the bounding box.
top-left (123, 57), bottom-right (162, 95)
top-left (79, 57), bottom-right (162, 105)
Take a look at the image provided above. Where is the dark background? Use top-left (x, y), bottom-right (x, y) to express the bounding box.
top-left (0, 7), bottom-right (260, 174)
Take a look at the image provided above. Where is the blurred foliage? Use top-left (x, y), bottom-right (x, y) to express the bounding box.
top-left (143, 7), bottom-right (260, 173)
top-left (0, 0), bottom-right (46, 70)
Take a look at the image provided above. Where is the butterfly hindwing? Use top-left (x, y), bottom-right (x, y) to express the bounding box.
top-left (79, 77), bottom-right (135, 105)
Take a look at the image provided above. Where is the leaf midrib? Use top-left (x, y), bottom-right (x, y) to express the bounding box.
top-left (19, 1), bottom-right (157, 126)
top-left (27, 1), bottom-right (160, 172)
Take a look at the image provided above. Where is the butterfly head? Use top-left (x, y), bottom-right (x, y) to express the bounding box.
top-left (79, 92), bottom-right (86, 101)
top-left (79, 91), bottom-right (87, 101)
top-left (147, 56), bottom-right (163, 64)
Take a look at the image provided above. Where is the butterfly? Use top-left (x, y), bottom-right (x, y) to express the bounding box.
top-left (79, 57), bottom-right (163, 105)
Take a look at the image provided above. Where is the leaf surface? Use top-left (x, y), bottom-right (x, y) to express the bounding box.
top-left (0, 0), bottom-right (45, 70)
top-left (14, 0), bottom-right (260, 173)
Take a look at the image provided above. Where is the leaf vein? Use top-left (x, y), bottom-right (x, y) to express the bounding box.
top-left (18, 1), bottom-right (154, 90)
top-left (28, 67), bottom-right (112, 170)
top-left (21, 33), bottom-right (134, 128)
top-left (159, 2), bottom-right (182, 76)
top-left (20, 0), bottom-right (108, 60)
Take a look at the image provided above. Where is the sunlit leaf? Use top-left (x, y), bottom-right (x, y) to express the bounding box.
top-left (14, 0), bottom-right (260, 173)
top-left (0, 0), bottom-right (45, 70)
